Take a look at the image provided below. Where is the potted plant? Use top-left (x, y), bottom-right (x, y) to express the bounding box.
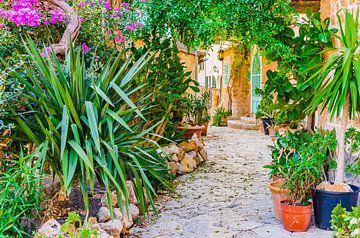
top-left (255, 89), bottom-right (277, 135)
top-left (265, 129), bottom-right (337, 222)
top-left (177, 92), bottom-right (210, 139)
top-left (306, 10), bottom-right (360, 230)
top-left (279, 130), bottom-right (337, 231)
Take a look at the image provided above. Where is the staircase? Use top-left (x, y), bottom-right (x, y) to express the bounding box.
top-left (227, 116), bottom-right (261, 131)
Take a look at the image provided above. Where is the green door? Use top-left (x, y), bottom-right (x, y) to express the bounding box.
top-left (251, 54), bottom-right (261, 114)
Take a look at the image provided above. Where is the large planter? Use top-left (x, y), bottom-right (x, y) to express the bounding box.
top-left (202, 123), bottom-right (209, 136)
top-left (281, 201), bottom-right (312, 232)
top-left (261, 118), bottom-right (274, 135)
top-left (177, 125), bottom-right (205, 139)
top-left (313, 184), bottom-right (360, 230)
top-left (268, 180), bottom-right (289, 220)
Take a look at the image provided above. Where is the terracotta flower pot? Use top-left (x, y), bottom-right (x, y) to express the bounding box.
top-left (272, 175), bottom-right (284, 182)
top-left (177, 125), bottom-right (205, 139)
top-left (268, 180), bottom-right (289, 220)
top-left (202, 123), bottom-right (209, 136)
top-left (281, 201), bottom-right (312, 232)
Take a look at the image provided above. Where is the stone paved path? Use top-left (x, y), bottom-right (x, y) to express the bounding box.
top-left (129, 127), bottom-right (333, 238)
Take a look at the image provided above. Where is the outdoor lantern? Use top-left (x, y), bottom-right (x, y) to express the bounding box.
top-left (218, 48), bottom-right (224, 61)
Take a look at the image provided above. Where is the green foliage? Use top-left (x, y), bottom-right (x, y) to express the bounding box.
top-left (212, 107), bottom-right (231, 127)
top-left (345, 127), bottom-right (360, 179)
top-left (130, 39), bottom-right (199, 142)
top-left (332, 204), bottom-right (360, 238)
top-left (261, 9), bottom-right (336, 124)
top-left (185, 92), bottom-right (211, 126)
top-left (59, 212), bottom-right (98, 238)
top-left (2, 39), bottom-right (170, 217)
top-left (265, 129), bottom-right (337, 205)
top-left (137, 0), bottom-right (294, 50)
top-left (306, 9), bottom-right (360, 119)
top-left (255, 88), bottom-right (277, 119)
top-left (0, 144), bottom-right (47, 238)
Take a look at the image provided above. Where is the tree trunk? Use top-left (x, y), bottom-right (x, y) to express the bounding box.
top-left (47, 0), bottom-right (81, 57)
top-left (334, 94), bottom-right (350, 184)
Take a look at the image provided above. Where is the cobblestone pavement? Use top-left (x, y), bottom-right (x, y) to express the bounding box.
top-left (129, 127), bottom-right (333, 238)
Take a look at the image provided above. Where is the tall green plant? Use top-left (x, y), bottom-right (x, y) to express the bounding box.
top-left (0, 143), bottom-right (47, 237)
top-left (2, 39), bottom-right (170, 217)
top-left (306, 9), bottom-right (360, 184)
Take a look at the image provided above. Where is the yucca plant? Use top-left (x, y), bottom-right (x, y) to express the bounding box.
top-left (306, 9), bottom-right (360, 184)
top-left (1, 39), bottom-right (170, 218)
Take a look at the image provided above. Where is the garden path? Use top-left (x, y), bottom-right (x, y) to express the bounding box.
top-left (129, 127), bottom-right (332, 238)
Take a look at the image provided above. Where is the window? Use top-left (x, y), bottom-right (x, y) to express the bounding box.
top-left (212, 76), bottom-right (216, 88)
top-left (224, 63), bottom-right (230, 86)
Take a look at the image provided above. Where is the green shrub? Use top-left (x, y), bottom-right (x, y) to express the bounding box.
top-left (332, 204), bottom-right (360, 238)
top-left (2, 39), bottom-right (170, 217)
top-left (0, 144), bottom-right (47, 237)
top-left (212, 107), bottom-right (231, 127)
top-left (265, 129), bottom-right (337, 205)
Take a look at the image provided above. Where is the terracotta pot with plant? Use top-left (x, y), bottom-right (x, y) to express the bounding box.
top-left (177, 92), bottom-right (211, 139)
top-left (278, 131), bottom-right (332, 232)
top-left (265, 129), bottom-right (337, 224)
top-left (305, 9), bottom-right (360, 230)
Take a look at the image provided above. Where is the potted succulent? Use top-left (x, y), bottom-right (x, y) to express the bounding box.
top-left (177, 92), bottom-right (211, 139)
top-left (306, 10), bottom-right (360, 230)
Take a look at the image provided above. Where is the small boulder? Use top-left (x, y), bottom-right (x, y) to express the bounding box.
top-left (126, 181), bottom-right (139, 205)
top-left (101, 192), bottom-right (118, 208)
top-left (171, 154), bottom-right (179, 162)
top-left (167, 161), bottom-right (177, 175)
top-left (129, 204), bottom-right (140, 220)
top-left (37, 219), bottom-right (61, 238)
top-left (114, 208), bottom-right (123, 220)
top-left (181, 157), bottom-right (195, 173)
top-left (178, 141), bottom-right (198, 152)
top-left (98, 229), bottom-right (113, 238)
top-left (98, 207), bottom-right (111, 222)
top-left (185, 151), bottom-right (197, 159)
top-left (176, 162), bottom-right (183, 175)
top-left (177, 147), bottom-right (185, 161)
top-left (122, 212), bottom-right (134, 230)
top-left (163, 144), bottom-right (180, 155)
top-left (99, 219), bottom-right (123, 238)
top-left (194, 155), bottom-right (202, 166)
top-left (199, 149), bottom-right (208, 161)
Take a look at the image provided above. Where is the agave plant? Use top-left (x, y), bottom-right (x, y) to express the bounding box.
top-left (1, 39), bottom-right (170, 217)
top-left (306, 9), bottom-right (360, 184)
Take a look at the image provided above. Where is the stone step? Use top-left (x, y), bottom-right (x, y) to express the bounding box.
top-left (227, 120), bottom-right (260, 130)
top-left (239, 116), bottom-right (257, 124)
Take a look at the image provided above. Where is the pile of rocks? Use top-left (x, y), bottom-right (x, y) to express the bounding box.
top-left (37, 137), bottom-right (207, 238)
top-left (37, 182), bottom-right (141, 238)
top-left (163, 136), bottom-right (207, 175)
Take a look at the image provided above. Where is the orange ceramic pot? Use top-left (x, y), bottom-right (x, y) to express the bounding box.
top-left (177, 125), bottom-right (205, 139)
top-left (281, 201), bottom-right (312, 232)
top-left (268, 180), bottom-right (289, 220)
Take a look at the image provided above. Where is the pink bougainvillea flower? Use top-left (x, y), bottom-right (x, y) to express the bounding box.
top-left (81, 42), bottom-right (92, 54)
top-left (78, 1), bottom-right (86, 8)
top-left (102, 1), bottom-right (111, 11)
top-left (126, 22), bottom-right (142, 31)
top-left (115, 33), bottom-right (125, 43)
